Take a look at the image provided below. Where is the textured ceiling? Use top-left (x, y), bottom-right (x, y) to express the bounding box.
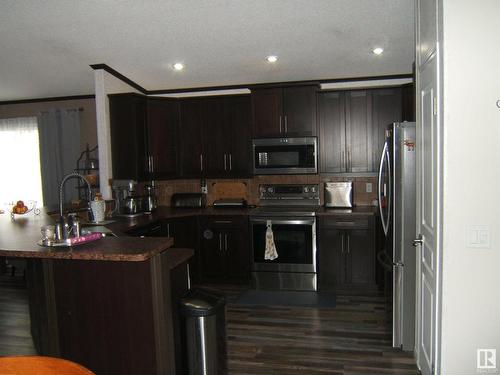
top-left (0, 0), bottom-right (414, 101)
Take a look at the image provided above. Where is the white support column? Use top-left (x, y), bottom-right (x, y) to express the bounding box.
top-left (94, 69), bottom-right (113, 200)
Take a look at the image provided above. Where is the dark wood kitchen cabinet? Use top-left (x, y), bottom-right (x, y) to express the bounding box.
top-left (179, 99), bottom-right (205, 177)
top-left (318, 215), bottom-right (376, 290)
top-left (109, 93), bottom-right (147, 181)
top-left (164, 216), bottom-right (200, 282)
top-left (252, 85), bottom-right (318, 137)
top-left (318, 91), bottom-right (345, 173)
top-left (319, 88), bottom-right (402, 174)
top-left (345, 90), bottom-right (372, 173)
top-left (109, 94), bottom-right (180, 180)
top-left (401, 83), bottom-right (415, 121)
top-left (199, 216), bottom-right (249, 283)
top-left (204, 95), bottom-right (251, 177)
top-left (319, 90), bottom-right (372, 173)
top-left (179, 95), bottom-right (251, 178)
top-left (146, 97), bottom-right (179, 178)
top-left (371, 88), bottom-right (402, 170)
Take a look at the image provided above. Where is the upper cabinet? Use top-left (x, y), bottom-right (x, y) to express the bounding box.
top-left (319, 88), bottom-right (402, 174)
top-left (371, 88), bottom-right (403, 170)
top-left (146, 97), bottom-right (180, 179)
top-left (178, 95), bottom-right (252, 178)
top-left (401, 83), bottom-right (416, 122)
top-left (109, 93), bottom-right (148, 181)
top-left (178, 99), bottom-right (205, 177)
top-left (252, 85), bottom-right (318, 137)
top-left (109, 94), bottom-right (180, 181)
top-left (345, 90), bottom-right (373, 173)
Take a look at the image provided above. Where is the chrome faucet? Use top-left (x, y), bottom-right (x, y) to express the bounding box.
top-left (59, 172), bottom-right (93, 218)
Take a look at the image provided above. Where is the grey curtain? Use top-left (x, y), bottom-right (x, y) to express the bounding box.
top-left (38, 109), bottom-right (81, 207)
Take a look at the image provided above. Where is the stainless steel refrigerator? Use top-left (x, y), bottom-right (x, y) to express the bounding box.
top-left (377, 122), bottom-right (416, 350)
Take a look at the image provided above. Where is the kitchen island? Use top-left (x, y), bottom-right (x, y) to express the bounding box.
top-left (0, 210), bottom-right (193, 375)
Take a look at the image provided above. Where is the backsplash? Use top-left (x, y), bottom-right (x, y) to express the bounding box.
top-left (154, 175), bottom-right (378, 207)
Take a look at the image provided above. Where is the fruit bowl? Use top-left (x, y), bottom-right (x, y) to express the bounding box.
top-left (10, 200), bottom-right (41, 219)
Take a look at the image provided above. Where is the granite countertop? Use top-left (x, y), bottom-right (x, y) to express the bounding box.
top-left (0, 209), bottom-right (175, 262)
top-left (0, 204), bottom-right (376, 262)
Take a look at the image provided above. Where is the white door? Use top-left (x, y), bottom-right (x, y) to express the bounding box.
top-left (415, 1), bottom-right (442, 374)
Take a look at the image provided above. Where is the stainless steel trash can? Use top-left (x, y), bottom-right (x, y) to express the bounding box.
top-left (179, 289), bottom-right (227, 375)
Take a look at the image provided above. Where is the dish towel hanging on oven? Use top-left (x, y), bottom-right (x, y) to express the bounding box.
top-left (264, 220), bottom-right (278, 260)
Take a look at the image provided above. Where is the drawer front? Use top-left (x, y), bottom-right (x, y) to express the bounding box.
top-left (202, 215), bottom-right (248, 229)
top-left (320, 216), bottom-right (371, 229)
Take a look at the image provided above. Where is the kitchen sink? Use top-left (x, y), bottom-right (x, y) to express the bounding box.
top-left (81, 226), bottom-right (117, 237)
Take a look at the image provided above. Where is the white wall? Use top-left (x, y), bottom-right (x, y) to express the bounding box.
top-left (94, 70), bottom-right (141, 199)
top-left (440, 1), bottom-right (500, 373)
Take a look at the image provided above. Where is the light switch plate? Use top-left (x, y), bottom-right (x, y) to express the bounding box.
top-left (366, 182), bottom-right (373, 193)
top-left (466, 225), bottom-right (490, 248)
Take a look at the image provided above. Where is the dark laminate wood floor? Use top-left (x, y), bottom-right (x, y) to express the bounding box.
top-left (0, 270), bottom-right (419, 374)
top-left (201, 284), bottom-right (420, 375)
top-left (0, 267), bottom-right (36, 356)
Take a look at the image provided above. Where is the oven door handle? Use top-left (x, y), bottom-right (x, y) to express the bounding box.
top-left (249, 218), bottom-right (315, 226)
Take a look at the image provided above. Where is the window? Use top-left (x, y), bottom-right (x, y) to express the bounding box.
top-left (0, 117), bottom-right (44, 208)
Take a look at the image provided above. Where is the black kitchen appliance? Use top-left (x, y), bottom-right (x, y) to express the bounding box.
top-left (171, 193), bottom-right (206, 208)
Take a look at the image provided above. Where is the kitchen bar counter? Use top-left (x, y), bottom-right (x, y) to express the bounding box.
top-left (0, 209), bottom-right (192, 375)
top-left (0, 210), bottom-right (177, 261)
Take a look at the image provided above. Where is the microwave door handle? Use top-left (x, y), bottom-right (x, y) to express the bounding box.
top-left (378, 141), bottom-right (389, 236)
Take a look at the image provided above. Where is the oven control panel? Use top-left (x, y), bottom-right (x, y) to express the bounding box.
top-left (259, 184), bottom-right (320, 204)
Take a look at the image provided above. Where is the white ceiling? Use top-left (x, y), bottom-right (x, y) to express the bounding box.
top-left (0, 0), bottom-right (414, 101)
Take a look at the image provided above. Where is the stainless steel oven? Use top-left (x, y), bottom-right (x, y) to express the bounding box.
top-left (250, 184), bottom-right (320, 291)
top-left (250, 215), bottom-right (317, 290)
top-left (252, 137), bottom-right (317, 175)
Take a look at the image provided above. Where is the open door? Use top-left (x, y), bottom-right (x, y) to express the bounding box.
top-left (415, 0), bottom-right (443, 372)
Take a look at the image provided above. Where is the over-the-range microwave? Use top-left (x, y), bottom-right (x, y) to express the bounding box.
top-left (252, 137), bottom-right (317, 175)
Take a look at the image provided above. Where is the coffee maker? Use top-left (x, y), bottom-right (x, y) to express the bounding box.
top-left (112, 180), bottom-right (144, 216)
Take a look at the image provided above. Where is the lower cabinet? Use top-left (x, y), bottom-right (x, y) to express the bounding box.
top-left (199, 216), bottom-right (249, 283)
top-left (318, 215), bottom-right (376, 290)
top-left (164, 216), bottom-right (200, 283)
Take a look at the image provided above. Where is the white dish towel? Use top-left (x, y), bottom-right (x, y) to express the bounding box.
top-left (264, 220), bottom-right (278, 260)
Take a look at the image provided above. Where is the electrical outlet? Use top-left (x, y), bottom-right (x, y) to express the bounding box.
top-left (366, 182), bottom-right (373, 193)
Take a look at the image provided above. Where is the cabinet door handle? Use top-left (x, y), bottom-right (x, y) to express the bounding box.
top-left (224, 234), bottom-right (228, 252)
top-left (341, 234), bottom-right (344, 254)
top-left (284, 115), bottom-right (288, 133)
top-left (224, 153), bottom-right (227, 171)
top-left (167, 223), bottom-right (170, 238)
top-left (214, 220), bottom-right (232, 224)
top-left (347, 149), bottom-right (351, 171)
top-left (146, 155), bottom-right (154, 174)
top-left (219, 233), bottom-right (222, 252)
top-left (229, 153), bottom-right (232, 171)
top-left (200, 154), bottom-right (204, 172)
top-left (279, 115), bottom-right (282, 133)
top-left (347, 235), bottom-right (350, 254)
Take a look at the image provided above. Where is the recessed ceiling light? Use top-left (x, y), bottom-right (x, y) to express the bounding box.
top-left (372, 47), bottom-right (384, 55)
top-left (173, 63), bottom-right (184, 71)
top-left (266, 55), bottom-right (278, 63)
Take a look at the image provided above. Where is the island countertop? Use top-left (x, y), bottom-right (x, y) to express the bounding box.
top-left (0, 210), bottom-right (175, 261)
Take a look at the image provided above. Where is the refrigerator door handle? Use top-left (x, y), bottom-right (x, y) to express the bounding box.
top-left (378, 141), bottom-right (389, 235)
top-left (386, 145), bottom-right (392, 236)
